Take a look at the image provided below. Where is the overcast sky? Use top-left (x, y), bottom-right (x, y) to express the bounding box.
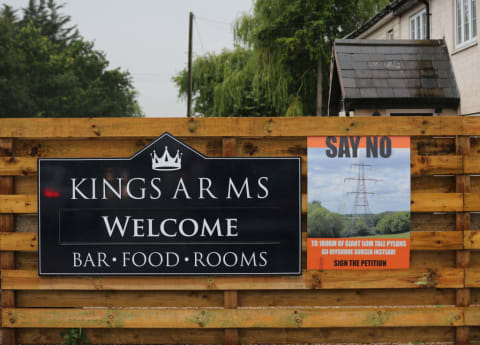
top-left (4, 0), bottom-right (254, 117)
top-left (308, 148), bottom-right (411, 214)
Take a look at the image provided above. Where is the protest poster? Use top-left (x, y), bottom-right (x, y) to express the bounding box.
top-left (307, 136), bottom-right (410, 270)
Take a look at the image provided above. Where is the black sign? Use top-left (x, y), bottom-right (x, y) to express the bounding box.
top-left (38, 133), bottom-right (301, 275)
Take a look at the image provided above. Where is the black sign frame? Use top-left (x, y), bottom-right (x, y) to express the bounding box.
top-left (38, 133), bottom-right (301, 276)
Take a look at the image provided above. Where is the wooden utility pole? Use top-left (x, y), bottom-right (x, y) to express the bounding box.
top-left (187, 11), bottom-right (193, 117)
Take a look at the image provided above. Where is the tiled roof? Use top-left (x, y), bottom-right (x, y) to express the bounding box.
top-left (330, 39), bottom-right (459, 109)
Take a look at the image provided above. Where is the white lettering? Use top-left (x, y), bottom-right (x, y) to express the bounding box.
top-left (206, 252), bottom-right (222, 267)
top-left (223, 252), bottom-right (238, 267)
top-left (227, 178), bottom-right (252, 199)
top-left (71, 178), bottom-right (89, 200)
top-left (126, 178), bottom-right (146, 200)
top-left (102, 178), bottom-right (122, 199)
top-left (200, 218), bottom-right (222, 237)
top-left (194, 252), bottom-right (206, 267)
top-left (166, 252), bottom-right (179, 267)
top-left (91, 178), bottom-right (97, 199)
top-left (147, 218), bottom-right (159, 237)
top-left (132, 252), bottom-right (147, 267)
top-left (97, 252), bottom-right (110, 267)
top-left (148, 252), bottom-right (163, 267)
top-left (73, 252), bottom-right (82, 267)
top-left (198, 177), bottom-right (217, 199)
top-left (160, 218), bottom-right (177, 237)
top-left (102, 216), bottom-right (131, 238)
top-left (257, 176), bottom-right (269, 199)
top-left (259, 251), bottom-right (268, 267)
top-left (240, 252), bottom-right (256, 267)
top-left (172, 178), bottom-right (191, 199)
top-left (122, 252), bottom-right (131, 267)
top-left (226, 218), bottom-right (238, 237)
top-left (178, 218), bottom-right (198, 237)
top-left (132, 218), bottom-right (145, 237)
top-left (149, 177), bottom-right (162, 199)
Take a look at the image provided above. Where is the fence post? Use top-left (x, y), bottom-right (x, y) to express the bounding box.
top-left (456, 135), bottom-right (470, 345)
top-left (222, 137), bottom-right (239, 345)
top-left (0, 138), bottom-right (16, 345)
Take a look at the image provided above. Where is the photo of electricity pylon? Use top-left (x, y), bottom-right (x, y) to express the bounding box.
top-left (307, 137), bottom-right (410, 240)
top-left (344, 161), bottom-right (379, 237)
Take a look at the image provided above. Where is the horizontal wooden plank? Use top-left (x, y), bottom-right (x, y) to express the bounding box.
top-left (17, 290), bottom-right (224, 308)
top-left (472, 176), bottom-right (480, 194)
top-left (462, 117), bottom-right (480, 135)
top-left (2, 154), bottom-right (464, 177)
top-left (467, 327), bottom-right (480, 344)
top-left (464, 230), bottom-right (480, 249)
top-left (464, 154), bottom-right (480, 174)
top-left (0, 157), bottom-right (37, 176)
top-left (0, 232), bottom-right (37, 251)
top-left (464, 306), bottom-right (480, 325)
top-left (408, 251), bottom-right (456, 269)
top-left (2, 268), bottom-right (464, 290)
top-left (1, 306), bottom-right (466, 328)
top-left (411, 155), bottom-right (463, 175)
top-left (410, 231), bottom-right (463, 250)
top-left (239, 327), bottom-right (455, 344)
top-left (412, 176), bottom-right (456, 193)
top-left (411, 193), bottom-right (463, 212)
top-left (469, 251), bottom-right (480, 266)
top-left (411, 213), bottom-right (456, 231)
top-left (16, 289), bottom-right (455, 308)
top-left (0, 231), bottom-right (463, 252)
top-left (16, 137), bottom-right (303, 158)
top-left (464, 193), bottom-right (480, 211)
top-left (18, 327), bottom-right (455, 345)
top-left (0, 194), bottom-right (36, 213)
top-left (18, 328), bottom-right (225, 345)
top-left (14, 176), bottom-right (37, 194)
top-left (14, 252), bottom-right (38, 270)
top-left (239, 289), bottom-right (455, 307)
top-left (411, 137), bottom-right (456, 156)
top-left (465, 268), bottom-right (480, 287)
top-left (2, 193), bottom-right (462, 214)
top-left (0, 117), bottom-right (464, 138)
top-left (0, 195), bottom-right (309, 214)
top-left (15, 137), bottom-right (224, 158)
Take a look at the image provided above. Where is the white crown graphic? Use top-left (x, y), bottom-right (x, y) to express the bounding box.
top-left (150, 146), bottom-right (182, 171)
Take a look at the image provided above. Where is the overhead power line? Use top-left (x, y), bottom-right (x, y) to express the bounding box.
top-left (194, 16), bottom-right (205, 53)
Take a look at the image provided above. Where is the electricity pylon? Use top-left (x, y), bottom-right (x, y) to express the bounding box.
top-left (344, 161), bottom-right (378, 236)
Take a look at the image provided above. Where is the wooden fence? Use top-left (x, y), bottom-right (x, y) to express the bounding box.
top-left (1, 116), bottom-right (480, 345)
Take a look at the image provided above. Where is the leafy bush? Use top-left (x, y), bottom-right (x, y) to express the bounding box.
top-left (308, 201), bottom-right (410, 237)
top-left (376, 212), bottom-right (410, 234)
top-left (307, 202), bottom-right (345, 238)
top-left (61, 328), bottom-right (90, 345)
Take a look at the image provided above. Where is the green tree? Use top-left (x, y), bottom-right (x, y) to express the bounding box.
top-left (353, 218), bottom-right (371, 236)
top-left (173, 0), bottom-right (387, 117)
top-left (376, 212), bottom-right (410, 234)
top-left (0, 0), bottom-right (142, 117)
top-left (307, 202), bottom-right (345, 238)
top-left (173, 48), bottom-right (277, 116)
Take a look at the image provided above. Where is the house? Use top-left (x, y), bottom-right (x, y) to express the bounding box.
top-left (328, 39), bottom-right (460, 116)
top-left (328, 0), bottom-right (478, 116)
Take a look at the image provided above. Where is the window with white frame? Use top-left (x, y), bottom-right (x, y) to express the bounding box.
top-left (410, 9), bottom-right (427, 39)
top-left (455, 0), bottom-right (477, 48)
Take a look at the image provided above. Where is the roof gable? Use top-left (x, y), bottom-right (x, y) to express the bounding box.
top-left (328, 39), bottom-right (460, 113)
